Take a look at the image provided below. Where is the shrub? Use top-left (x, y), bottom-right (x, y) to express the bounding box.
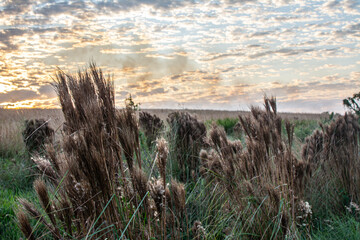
top-left (215, 117), bottom-right (238, 135)
top-left (343, 92), bottom-right (360, 115)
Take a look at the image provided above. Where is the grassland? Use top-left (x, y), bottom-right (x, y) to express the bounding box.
top-left (1, 65), bottom-right (359, 239)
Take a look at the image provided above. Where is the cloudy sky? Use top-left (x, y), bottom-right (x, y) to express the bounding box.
top-left (0, 0), bottom-right (359, 112)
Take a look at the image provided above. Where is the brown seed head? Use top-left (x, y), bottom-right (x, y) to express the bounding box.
top-left (156, 137), bottom-right (168, 181)
top-left (16, 210), bottom-right (35, 240)
top-left (170, 179), bottom-right (186, 212)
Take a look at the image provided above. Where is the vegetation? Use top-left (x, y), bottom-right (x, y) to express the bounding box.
top-left (22, 119), bottom-right (54, 154)
top-left (343, 92), bottom-right (360, 115)
top-left (215, 117), bottom-right (239, 135)
top-left (1, 64), bottom-right (360, 239)
top-left (139, 111), bottom-right (164, 148)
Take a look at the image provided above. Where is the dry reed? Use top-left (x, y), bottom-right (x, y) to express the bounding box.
top-left (22, 119), bottom-right (54, 154)
top-left (200, 97), bottom-right (312, 239)
top-left (17, 63), bottom-right (188, 239)
top-left (167, 111), bottom-right (206, 182)
top-left (302, 113), bottom-right (360, 213)
top-left (139, 111), bottom-right (164, 147)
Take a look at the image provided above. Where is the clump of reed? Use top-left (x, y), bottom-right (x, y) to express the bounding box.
top-left (200, 97), bottom-right (312, 239)
top-left (139, 111), bottom-right (164, 148)
top-left (303, 113), bottom-right (360, 215)
top-left (167, 111), bottom-right (206, 182)
top-left (16, 64), bottom-right (188, 239)
top-left (22, 119), bottom-right (54, 154)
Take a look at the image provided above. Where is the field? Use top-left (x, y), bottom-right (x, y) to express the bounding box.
top-left (1, 67), bottom-right (360, 240)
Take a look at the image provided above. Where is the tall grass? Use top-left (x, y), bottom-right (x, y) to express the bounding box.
top-left (200, 97), bottom-right (312, 239)
top-left (12, 63), bottom-right (360, 239)
top-left (167, 111), bottom-right (206, 182)
top-left (139, 111), bottom-right (164, 148)
top-left (0, 120), bottom-right (25, 158)
top-left (16, 64), bottom-right (189, 239)
top-left (303, 113), bottom-right (360, 217)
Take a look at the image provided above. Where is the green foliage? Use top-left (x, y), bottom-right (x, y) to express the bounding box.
top-left (292, 119), bottom-right (320, 142)
top-left (215, 117), bottom-right (238, 135)
top-left (125, 94), bottom-right (141, 111)
top-left (311, 214), bottom-right (360, 240)
top-left (0, 156), bottom-right (34, 192)
top-left (0, 149), bottom-right (36, 238)
top-left (343, 92), bottom-right (360, 115)
top-left (0, 188), bottom-right (38, 239)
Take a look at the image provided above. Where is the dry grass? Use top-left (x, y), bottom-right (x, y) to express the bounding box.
top-left (0, 109), bottom-right (64, 157)
top-left (142, 108), bottom-right (328, 122)
top-left (200, 97), bottom-right (312, 239)
top-left (167, 111), bottom-right (206, 182)
top-left (17, 64), bottom-right (188, 239)
top-left (22, 119), bottom-right (54, 154)
top-left (139, 111), bottom-right (164, 147)
top-left (10, 63), bottom-right (360, 240)
top-left (0, 109), bottom-right (64, 129)
top-left (303, 113), bottom-right (360, 215)
top-left (0, 120), bottom-right (25, 157)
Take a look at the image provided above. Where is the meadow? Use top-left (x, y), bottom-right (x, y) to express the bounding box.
top-left (1, 65), bottom-right (359, 239)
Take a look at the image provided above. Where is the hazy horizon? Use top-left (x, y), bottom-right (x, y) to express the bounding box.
top-left (0, 0), bottom-right (359, 113)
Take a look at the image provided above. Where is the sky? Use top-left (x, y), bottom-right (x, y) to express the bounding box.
top-left (0, 0), bottom-right (359, 113)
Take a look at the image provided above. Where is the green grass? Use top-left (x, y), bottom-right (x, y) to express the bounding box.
top-left (0, 153), bottom-right (36, 239)
top-left (292, 119), bottom-right (321, 142)
top-left (310, 215), bottom-right (360, 240)
top-left (0, 155), bottom-right (35, 191)
top-left (0, 188), bottom-right (38, 239)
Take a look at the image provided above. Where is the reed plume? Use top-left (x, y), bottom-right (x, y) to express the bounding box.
top-left (200, 97), bottom-right (312, 239)
top-left (139, 111), bottom-right (164, 147)
top-left (17, 63), bottom-right (188, 239)
top-left (167, 111), bottom-right (206, 182)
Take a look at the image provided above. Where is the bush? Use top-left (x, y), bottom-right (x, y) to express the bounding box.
top-left (215, 117), bottom-right (238, 135)
top-left (343, 92), bottom-right (360, 115)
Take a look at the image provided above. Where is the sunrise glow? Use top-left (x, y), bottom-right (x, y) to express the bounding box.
top-left (0, 0), bottom-right (359, 112)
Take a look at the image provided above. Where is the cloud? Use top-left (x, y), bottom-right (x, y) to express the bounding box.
top-left (0, 28), bottom-right (27, 50)
top-left (248, 48), bottom-right (316, 59)
top-left (324, 0), bottom-right (341, 9)
top-left (0, 89), bottom-right (39, 102)
top-left (1, 0), bottom-right (360, 112)
top-left (93, 0), bottom-right (197, 13)
top-left (203, 52), bottom-right (245, 61)
top-left (0, 0), bottom-right (33, 15)
top-left (38, 85), bottom-right (57, 98)
top-left (136, 87), bottom-right (167, 97)
top-left (34, 1), bottom-right (88, 17)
